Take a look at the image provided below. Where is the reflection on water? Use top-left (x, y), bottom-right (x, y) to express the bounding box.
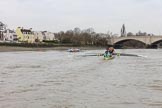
top-left (0, 49), bottom-right (162, 108)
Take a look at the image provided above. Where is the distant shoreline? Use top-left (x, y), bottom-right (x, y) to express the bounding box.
top-left (0, 42), bottom-right (159, 52)
top-left (0, 42), bottom-right (107, 52)
top-left (0, 46), bottom-right (105, 52)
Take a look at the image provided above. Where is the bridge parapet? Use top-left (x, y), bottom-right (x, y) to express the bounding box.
top-left (110, 36), bottom-right (162, 45)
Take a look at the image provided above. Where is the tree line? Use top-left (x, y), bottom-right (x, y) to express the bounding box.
top-left (127, 31), bottom-right (154, 36)
top-left (54, 27), bottom-right (112, 46)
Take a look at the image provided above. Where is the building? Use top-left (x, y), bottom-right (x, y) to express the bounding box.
top-left (42, 31), bottom-right (56, 41)
top-left (34, 31), bottom-right (58, 42)
top-left (34, 31), bottom-right (44, 42)
top-left (3, 29), bottom-right (17, 41)
top-left (121, 24), bottom-right (127, 37)
top-left (16, 27), bottom-right (35, 43)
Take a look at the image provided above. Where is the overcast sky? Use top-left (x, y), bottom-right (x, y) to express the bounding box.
top-left (0, 0), bottom-right (162, 35)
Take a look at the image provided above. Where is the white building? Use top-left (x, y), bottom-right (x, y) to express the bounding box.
top-left (34, 31), bottom-right (44, 42)
top-left (3, 29), bottom-right (17, 42)
top-left (42, 31), bottom-right (56, 41)
top-left (34, 31), bottom-right (56, 42)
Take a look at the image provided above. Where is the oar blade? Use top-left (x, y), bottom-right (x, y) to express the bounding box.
top-left (113, 53), bottom-right (141, 57)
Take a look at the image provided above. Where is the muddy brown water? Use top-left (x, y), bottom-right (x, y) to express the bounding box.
top-left (0, 49), bottom-right (162, 108)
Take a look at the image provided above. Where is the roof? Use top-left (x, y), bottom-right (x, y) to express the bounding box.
top-left (3, 29), bottom-right (15, 33)
top-left (20, 29), bottom-right (32, 33)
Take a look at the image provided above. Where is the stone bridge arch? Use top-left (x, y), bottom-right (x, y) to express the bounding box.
top-left (111, 36), bottom-right (149, 45)
top-left (150, 36), bottom-right (162, 45)
top-left (110, 36), bottom-right (162, 48)
top-left (114, 38), bottom-right (146, 45)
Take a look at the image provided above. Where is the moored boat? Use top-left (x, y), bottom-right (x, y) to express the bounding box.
top-left (67, 48), bottom-right (80, 52)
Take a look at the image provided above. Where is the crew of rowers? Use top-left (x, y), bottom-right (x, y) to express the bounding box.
top-left (104, 47), bottom-right (115, 57)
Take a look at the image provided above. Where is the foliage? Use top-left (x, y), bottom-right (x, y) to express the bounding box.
top-left (43, 40), bottom-right (59, 44)
top-left (54, 27), bottom-right (111, 46)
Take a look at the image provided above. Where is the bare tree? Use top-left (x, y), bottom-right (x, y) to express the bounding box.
top-left (127, 32), bottom-right (134, 36)
top-left (0, 21), bottom-right (7, 40)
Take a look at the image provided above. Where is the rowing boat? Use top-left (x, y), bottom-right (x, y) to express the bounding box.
top-left (103, 56), bottom-right (115, 60)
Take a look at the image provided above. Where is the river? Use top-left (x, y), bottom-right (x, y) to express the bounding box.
top-left (0, 49), bottom-right (162, 108)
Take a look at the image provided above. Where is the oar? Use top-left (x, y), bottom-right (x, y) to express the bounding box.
top-left (113, 53), bottom-right (142, 57)
top-left (82, 53), bottom-right (144, 57)
top-left (81, 53), bottom-right (104, 57)
top-left (113, 53), bottom-right (139, 57)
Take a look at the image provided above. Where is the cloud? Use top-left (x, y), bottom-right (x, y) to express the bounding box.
top-left (0, 0), bottom-right (162, 34)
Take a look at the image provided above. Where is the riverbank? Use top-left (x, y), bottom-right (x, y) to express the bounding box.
top-left (0, 42), bottom-right (106, 52)
top-left (0, 46), bottom-right (105, 52)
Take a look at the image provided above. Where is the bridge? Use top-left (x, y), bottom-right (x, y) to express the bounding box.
top-left (110, 36), bottom-right (162, 48)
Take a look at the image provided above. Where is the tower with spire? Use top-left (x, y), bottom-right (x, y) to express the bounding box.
top-left (121, 24), bottom-right (127, 37)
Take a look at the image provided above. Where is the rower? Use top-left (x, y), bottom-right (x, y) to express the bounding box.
top-left (104, 47), bottom-right (115, 57)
